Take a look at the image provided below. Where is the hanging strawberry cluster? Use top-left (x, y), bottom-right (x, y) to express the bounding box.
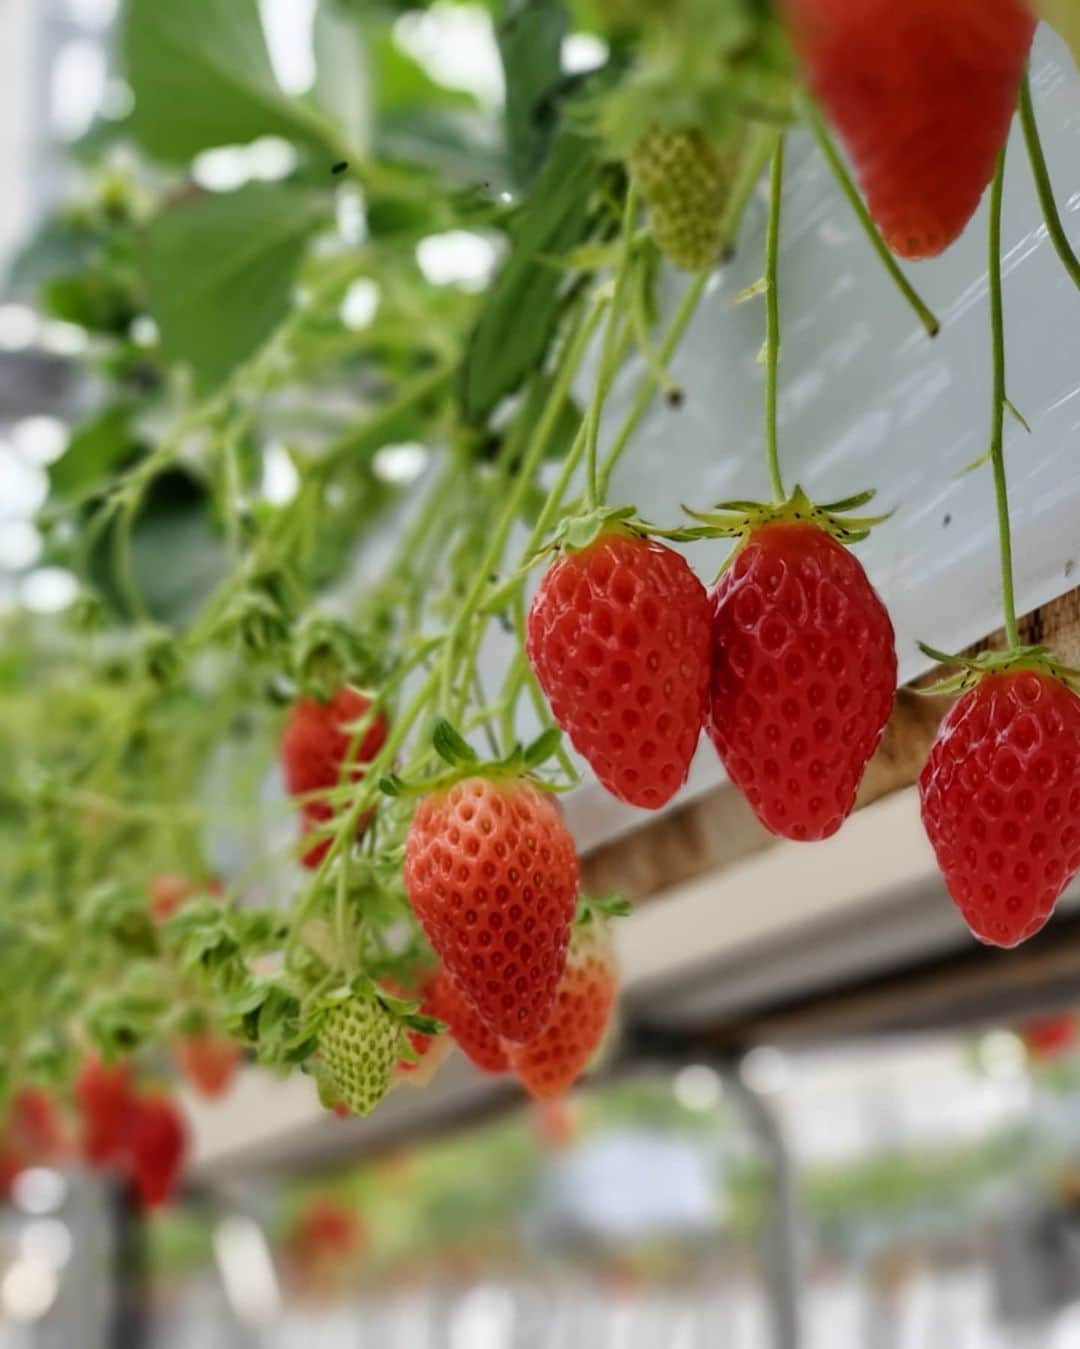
top-left (3, 0), bottom-right (1080, 1208)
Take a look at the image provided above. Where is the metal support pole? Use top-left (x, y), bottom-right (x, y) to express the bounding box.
top-left (107, 1177), bottom-right (149, 1349)
top-left (717, 1063), bottom-right (801, 1349)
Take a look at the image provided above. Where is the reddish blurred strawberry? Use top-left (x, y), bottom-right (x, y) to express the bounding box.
top-left (126, 1093), bottom-right (187, 1209)
top-left (174, 1033), bottom-right (241, 1100)
top-left (292, 1196), bottom-right (364, 1258)
top-left (1020, 1014), bottom-right (1077, 1061)
top-left (424, 970), bottom-right (509, 1075)
top-left (150, 874), bottom-right (221, 924)
top-left (534, 1099), bottom-right (580, 1150)
top-left (7, 1087), bottom-right (65, 1162)
top-left (281, 689), bottom-right (389, 869)
top-left (76, 1055), bottom-right (135, 1168)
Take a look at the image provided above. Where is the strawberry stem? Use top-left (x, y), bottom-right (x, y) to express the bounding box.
top-left (802, 96), bottom-right (940, 339)
top-left (764, 137), bottom-right (786, 503)
top-left (987, 149), bottom-right (1020, 653)
top-left (585, 184), bottom-right (639, 510)
top-left (1019, 72), bottom-right (1080, 296)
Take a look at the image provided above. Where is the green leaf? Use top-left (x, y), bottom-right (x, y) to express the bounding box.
top-left (124, 0), bottom-right (340, 162)
top-left (432, 718), bottom-right (479, 766)
top-left (498, 0), bottom-right (569, 187)
top-left (48, 404), bottom-right (139, 503)
top-left (140, 184), bottom-right (327, 393)
top-left (461, 126), bottom-right (598, 423)
top-left (311, 0), bottom-right (373, 153)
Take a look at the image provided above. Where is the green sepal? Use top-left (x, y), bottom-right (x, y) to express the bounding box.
top-left (432, 718), bottom-right (479, 767)
top-left (575, 893), bottom-right (632, 925)
top-left (915, 641), bottom-right (1080, 696)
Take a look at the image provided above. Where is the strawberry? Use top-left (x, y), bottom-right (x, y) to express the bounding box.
top-left (173, 1033), bottom-right (241, 1100)
top-left (291, 1196), bottom-right (364, 1260)
top-left (317, 990), bottom-right (403, 1116)
top-left (919, 668), bottom-right (1080, 948)
top-left (76, 1055), bottom-right (135, 1167)
top-left (7, 1087), bottom-right (64, 1162)
top-left (424, 969), bottom-right (509, 1075)
top-left (783, 0), bottom-right (1035, 258)
top-left (505, 915), bottom-right (618, 1101)
top-left (533, 1099), bottom-right (580, 1150)
top-left (707, 520), bottom-right (896, 841)
top-left (1020, 1014), bottom-right (1077, 1062)
top-left (404, 776), bottom-right (579, 1042)
top-left (628, 127), bottom-right (738, 271)
top-left (280, 688), bottom-right (388, 869)
top-left (149, 874), bottom-right (221, 924)
top-left (126, 1092), bottom-right (187, 1209)
top-left (527, 531), bottom-right (711, 809)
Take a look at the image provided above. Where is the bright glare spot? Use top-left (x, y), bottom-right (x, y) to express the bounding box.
top-left (65, 0), bottom-right (118, 27)
top-left (740, 1045), bottom-right (791, 1096)
top-left (21, 569), bottom-right (79, 615)
top-left (248, 136), bottom-right (299, 182)
top-left (336, 184), bottom-right (367, 246)
top-left (374, 442), bottom-right (428, 486)
top-left (11, 1170), bottom-right (66, 1217)
top-left (194, 147), bottom-right (254, 194)
top-left (130, 315), bottom-right (160, 348)
top-left (563, 32), bottom-right (608, 75)
top-left (673, 1064), bottom-right (723, 1113)
top-left (394, 4), bottom-right (504, 106)
top-left (51, 39), bottom-right (107, 141)
top-left (341, 279), bottom-right (380, 330)
top-left (0, 445), bottom-right (49, 519)
top-left (261, 444), bottom-right (301, 505)
top-left (450, 1285), bottom-right (515, 1349)
top-left (0, 305), bottom-right (40, 351)
top-left (417, 230), bottom-right (499, 291)
top-left (1, 1257), bottom-right (59, 1322)
top-left (13, 417), bottom-right (69, 466)
top-left (979, 1030), bottom-right (1027, 1081)
top-left (39, 320), bottom-right (89, 357)
top-left (101, 78), bottom-right (135, 120)
top-left (20, 1220), bottom-right (72, 1270)
top-left (260, 0), bottom-right (317, 94)
top-left (0, 522), bottom-right (43, 572)
top-left (213, 1217), bottom-right (281, 1327)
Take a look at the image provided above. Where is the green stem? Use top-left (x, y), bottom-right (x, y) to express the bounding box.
top-left (1019, 71), bottom-right (1080, 295)
top-left (585, 186), bottom-right (640, 508)
top-left (764, 138), bottom-right (786, 504)
top-left (802, 96), bottom-right (940, 338)
top-left (718, 124), bottom-right (781, 257)
top-left (987, 150), bottom-right (1020, 652)
top-left (597, 269), bottom-right (709, 499)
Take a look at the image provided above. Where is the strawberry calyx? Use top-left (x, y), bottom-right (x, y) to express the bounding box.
top-left (378, 720), bottom-right (565, 798)
top-left (574, 893), bottom-right (632, 926)
top-left (916, 641), bottom-right (1080, 696)
top-left (664, 485), bottom-right (890, 562)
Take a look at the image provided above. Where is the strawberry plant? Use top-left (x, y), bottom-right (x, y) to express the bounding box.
top-left (1, 0), bottom-right (1079, 1179)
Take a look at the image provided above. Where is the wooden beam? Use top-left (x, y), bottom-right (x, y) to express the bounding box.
top-left (582, 586), bottom-right (1080, 902)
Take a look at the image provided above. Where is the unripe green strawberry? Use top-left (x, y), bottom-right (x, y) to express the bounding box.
top-left (317, 992), bottom-right (403, 1117)
top-left (629, 127), bottom-right (736, 271)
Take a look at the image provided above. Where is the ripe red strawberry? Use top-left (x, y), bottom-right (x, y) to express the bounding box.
top-left (424, 969), bottom-right (509, 1075)
top-left (783, 0), bottom-right (1035, 258)
top-left (281, 688), bottom-right (388, 868)
top-left (126, 1093), bottom-right (187, 1209)
top-left (1020, 1014), bottom-right (1077, 1062)
top-left (506, 916), bottom-right (618, 1101)
top-left (174, 1033), bottom-right (241, 1100)
top-left (707, 522), bottom-right (896, 841)
top-left (76, 1055), bottom-right (135, 1167)
top-left (919, 668), bottom-right (1080, 947)
top-left (527, 531), bottom-right (711, 809)
top-left (149, 874), bottom-right (221, 924)
top-left (404, 777), bottom-right (579, 1042)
